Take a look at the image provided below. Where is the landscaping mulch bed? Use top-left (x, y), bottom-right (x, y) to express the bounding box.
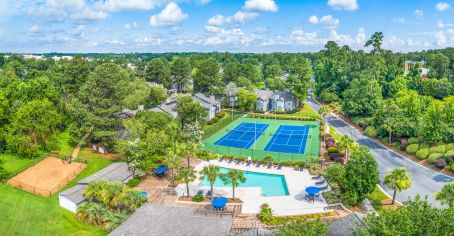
top-left (334, 112), bottom-right (453, 177)
top-left (177, 196), bottom-right (243, 204)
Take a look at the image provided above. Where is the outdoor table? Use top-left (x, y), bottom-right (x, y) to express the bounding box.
top-left (305, 186), bottom-right (320, 196)
top-left (154, 166), bottom-right (168, 177)
top-left (211, 197), bottom-right (228, 210)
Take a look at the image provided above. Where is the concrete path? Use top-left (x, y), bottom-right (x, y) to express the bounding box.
top-left (306, 96), bottom-right (453, 206)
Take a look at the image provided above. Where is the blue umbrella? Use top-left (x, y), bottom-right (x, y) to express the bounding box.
top-left (305, 186), bottom-right (320, 196)
top-left (211, 197), bottom-right (228, 209)
top-left (154, 166), bottom-right (168, 174)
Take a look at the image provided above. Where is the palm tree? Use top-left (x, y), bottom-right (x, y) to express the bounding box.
top-left (383, 167), bottom-right (412, 205)
top-left (435, 183), bottom-right (454, 207)
top-left (84, 179), bottom-right (109, 203)
top-left (318, 105), bottom-right (330, 120)
top-left (165, 150), bottom-right (182, 180)
top-left (176, 168), bottom-right (196, 197)
top-left (338, 135), bottom-right (355, 162)
top-left (199, 165), bottom-right (220, 199)
top-left (220, 169), bottom-right (246, 199)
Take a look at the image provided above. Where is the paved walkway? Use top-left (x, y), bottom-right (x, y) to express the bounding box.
top-left (306, 96), bottom-right (453, 206)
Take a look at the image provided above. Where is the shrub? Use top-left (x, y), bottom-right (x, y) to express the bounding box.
top-left (447, 162), bottom-right (454, 173)
top-left (324, 133), bottom-right (332, 139)
top-left (405, 144), bottom-right (419, 155)
top-left (434, 159), bottom-right (447, 169)
top-left (429, 145), bottom-right (446, 154)
top-left (327, 142), bottom-right (337, 148)
top-left (216, 111), bottom-right (226, 118)
top-left (326, 137), bottom-right (336, 143)
top-left (428, 153), bottom-right (444, 164)
top-left (446, 143), bottom-right (454, 151)
top-left (334, 156), bottom-right (344, 164)
top-left (322, 189), bottom-right (342, 204)
top-left (416, 148), bottom-right (429, 160)
top-left (127, 178), bottom-right (140, 188)
top-left (444, 150), bottom-right (454, 159)
top-left (419, 143), bottom-right (430, 149)
top-left (192, 194), bottom-right (204, 202)
top-left (329, 152), bottom-right (340, 160)
top-left (400, 139), bottom-right (409, 151)
top-left (261, 203), bottom-right (269, 209)
top-left (364, 126), bottom-right (377, 138)
top-left (319, 90), bottom-right (339, 102)
top-left (327, 147), bottom-right (338, 153)
top-left (358, 120), bottom-right (368, 129)
top-left (408, 137), bottom-right (420, 144)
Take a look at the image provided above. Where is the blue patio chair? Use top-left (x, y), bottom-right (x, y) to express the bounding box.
top-left (256, 161), bottom-right (262, 167)
top-left (267, 162), bottom-right (273, 169)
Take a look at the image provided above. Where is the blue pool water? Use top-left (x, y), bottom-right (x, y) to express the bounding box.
top-left (199, 167), bottom-right (289, 196)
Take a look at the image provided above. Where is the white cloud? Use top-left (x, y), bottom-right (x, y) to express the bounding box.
top-left (150, 2), bottom-right (188, 27)
top-left (204, 25), bottom-right (252, 46)
top-left (291, 28), bottom-right (321, 45)
top-left (244, 0), bottom-right (278, 12)
top-left (393, 17), bottom-right (406, 24)
top-left (105, 39), bottom-right (126, 45)
top-left (124, 21), bottom-right (138, 29)
top-left (309, 15), bottom-right (339, 29)
top-left (327, 0), bottom-right (358, 11)
top-left (93, 0), bottom-right (163, 12)
top-left (414, 9), bottom-right (423, 17)
top-left (71, 7), bottom-right (108, 21)
top-left (308, 15), bottom-right (318, 24)
top-left (195, 0), bottom-right (211, 5)
top-left (437, 20), bottom-right (454, 27)
top-left (207, 15), bottom-right (226, 26)
top-left (435, 2), bottom-right (451, 11)
top-left (253, 27), bottom-right (267, 34)
top-left (207, 11), bottom-right (258, 26)
top-left (434, 31), bottom-right (447, 46)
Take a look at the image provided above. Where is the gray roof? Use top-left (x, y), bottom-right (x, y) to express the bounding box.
top-left (58, 184), bottom-right (87, 205)
top-left (78, 162), bottom-right (133, 185)
top-left (256, 90), bottom-right (274, 100)
top-left (327, 213), bottom-right (365, 236)
top-left (272, 91), bottom-right (295, 101)
top-left (110, 204), bottom-right (233, 236)
top-left (193, 93), bottom-right (219, 106)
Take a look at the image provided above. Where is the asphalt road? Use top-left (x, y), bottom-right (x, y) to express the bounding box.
top-left (306, 96), bottom-right (453, 206)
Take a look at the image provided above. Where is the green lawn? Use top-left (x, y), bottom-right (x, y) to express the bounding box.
top-left (367, 186), bottom-right (389, 211)
top-left (202, 110), bottom-right (244, 139)
top-left (56, 131), bottom-right (76, 157)
top-left (329, 125), bottom-right (343, 141)
top-left (0, 146), bottom-right (117, 236)
top-left (203, 117), bottom-right (320, 162)
top-left (293, 102), bottom-right (321, 119)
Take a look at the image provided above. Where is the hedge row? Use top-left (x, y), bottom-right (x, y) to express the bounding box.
top-left (248, 114), bottom-right (318, 121)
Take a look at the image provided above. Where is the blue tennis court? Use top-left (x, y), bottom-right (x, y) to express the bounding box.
top-left (264, 125), bottom-right (310, 154)
top-left (214, 122), bottom-right (269, 149)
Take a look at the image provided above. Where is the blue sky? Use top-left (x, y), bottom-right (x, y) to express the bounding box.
top-left (0, 0), bottom-right (453, 53)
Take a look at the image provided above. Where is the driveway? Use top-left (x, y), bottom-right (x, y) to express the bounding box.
top-left (306, 96), bottom-right (453, 206)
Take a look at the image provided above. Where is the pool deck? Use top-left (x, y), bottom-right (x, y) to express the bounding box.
top-left (174, 160), bottom-right (330, 216)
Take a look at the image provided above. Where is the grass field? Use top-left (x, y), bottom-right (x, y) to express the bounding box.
top-left (203, 117), bottom-right (320, 162)
top-left (0, 130), bottom-right (116, 236)
top-left (367, 186), bottom-right (390, 211)
top-left (293, 102), bottom-right (321, 119)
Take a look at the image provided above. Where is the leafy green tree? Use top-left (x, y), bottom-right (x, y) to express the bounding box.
top-left (145, 58), bottom-right (170, 88)
top-left (223, 61), bottom-right (240, 83)
top-left (287, 57), bottom-right (313, 102)
top-left (357, 196), bottom-right (454, 236)
top-left (422, 78), bottom-right (453, 99)
top-left (427, 53), bottom-right (450, 79)
top-left (176, 95), bottom-right (207, 129)
top-left (365, 32), bottom-right (384, 53)
top-left (435, 183), bottom-right (454, 207)
top-left (220, 168), bottom-right (246, 199)
top-left (337, 135), bottom-right (356, 162)
top-left (237, 88), bottom-right (257, 111)
top-left (164, 150), bottom-right (182, 180)
top-left (419, 99), bottom-right (445, 142)
top-left (180, 120), bottom-right (203, 144)
top-left (193, 58), bottom-right (221, 94)
top-left (342, 77), bottom-right (382, 117)
top-left (6, 99), bottom-right (61, 157)
top-left (318, 105), bottom-right (330, 119)
top-left (69, 63), bottom-right (132, 144)
top-left (342, 146), bottom-right (379, 204)
top-left (383, 167), bottom-right (412, 205)
top-left (177, 168), bottom-right (196, 197)
top-left (171, 57), bottom-right (192, 92)
top-left (199, 164), bottom-right (220, 199)
top-left (277, 219), bottom-right (328, 236)
top-left (325, 163), bottom-right (345, 188)
top-left (61, 55), bottom-right (90, 97)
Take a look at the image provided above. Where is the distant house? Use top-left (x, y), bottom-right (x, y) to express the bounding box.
top-left (58, 162), bottom-right (133, 213)
top-left (149, 93), bottom-right (221, 121)
top-left (404, 60), bottom-right (429, 79)
top-left (224, 82), bottom-right (239, 107)
top-left (255, 89), bottom-right (298, 112)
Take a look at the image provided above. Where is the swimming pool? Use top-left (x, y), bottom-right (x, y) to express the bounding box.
top-left (199, 167), bottom-right (289, 196)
